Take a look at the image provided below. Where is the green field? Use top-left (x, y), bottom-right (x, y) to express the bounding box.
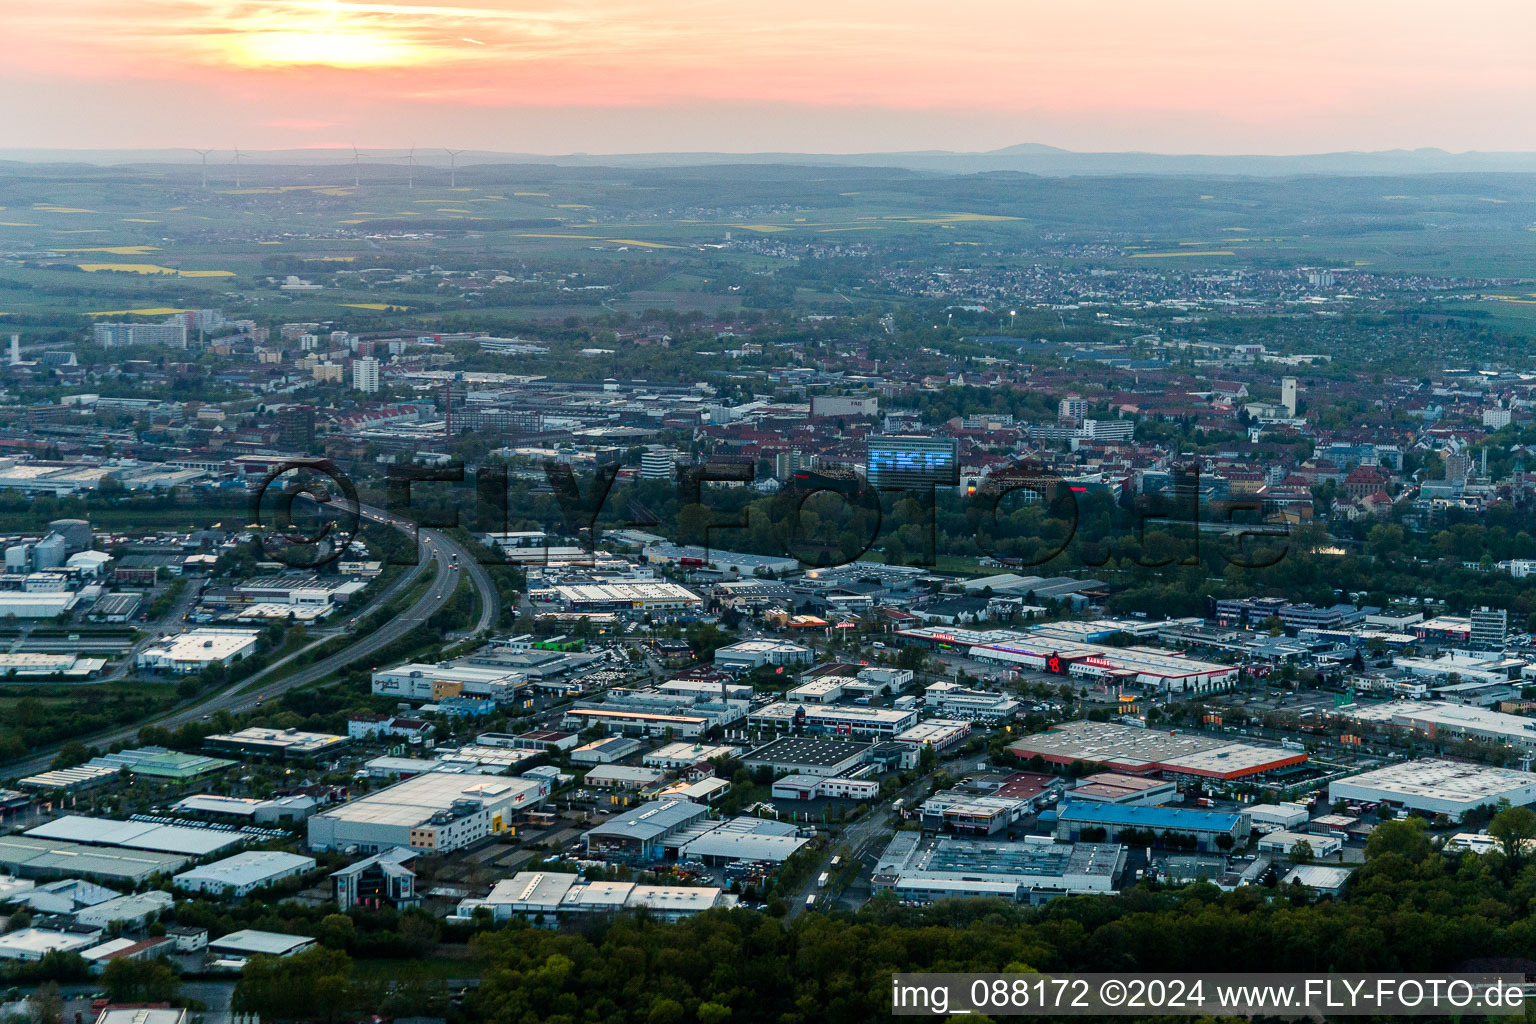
top-left (2, 162), bottom-right (1535, 343)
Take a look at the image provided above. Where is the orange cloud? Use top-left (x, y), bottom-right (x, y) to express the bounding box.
top-left (4, 0), bottom-right (1536, 152)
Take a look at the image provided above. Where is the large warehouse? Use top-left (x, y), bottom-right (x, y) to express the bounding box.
top-left (747, 701), bottom-right (918, 739)
top-left (581, 799), bottom-right (710, 862)
top-left (1339, 701), bottom-right (1536, 753)
top-left (713, 639), bottom-right (815, 671)
top-left (895, 625), bottom-right (1239, 694)
top-left (25, 815), bottom-right (243, 857)
top-left (0, 835), bottom-right (188, 883)
top-left (173, 851), bottom-right (317, 897)
top-left (1055, 802), bottom-right (1249, 852)
top-left (1008, 720), bottom-right (1306, 781)
top-left (535, 581), bottom-right (703, 613)
top-left (743, 736), bottom-right (873, 778)
top-left (136, 629), bottom-right (260, 674)
top-left (203, 727), bottom-right (350, 760)
top-left (1328, 759), bottom-right (1536, 821)
top-left (873, 832), bottom-right (1125, 903)
top-left (307, 772), bottom-right (550, 854)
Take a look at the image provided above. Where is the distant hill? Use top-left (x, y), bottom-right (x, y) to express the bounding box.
top-left (6, 145), bottom-right (1536, 177)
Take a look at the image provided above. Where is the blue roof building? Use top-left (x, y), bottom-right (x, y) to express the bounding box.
top-left (1055, 801), bottom-right (1248, 852)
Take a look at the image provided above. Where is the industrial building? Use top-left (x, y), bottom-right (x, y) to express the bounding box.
top-left (581, 799), bottom-right (710, 862)
top-left (968, 638), bottom-right (1239, 694)
top-left (894, 720), bottom-right (972, 754)
top-left (743, 736), bottom-right (873, 778)
top-left (895, 625), bottom-right (1238, 693)
top-left (85, 747), bottom-right (236, 782)
top-left (569, 736), bottom-right (645, 764)
top-left (1339, 700), bottom-right (1536, 752)
top-left (747, 701), bottom-right (918, 739)
top-left (770, 774), bottom-right (882, 801)
top-left (25, 816), bottom-right (244, 857)
top-left (203, 727), bottom-right (350, 760)
top-left (370, 661), bottom-right (527, 703)
top-left (1067, 773), bottom-right (1178, 806)
top-left (170, 793), bottom-right (318, 826)
top-left (644, 742), bottom-right (739, 768)
top-left (1008, 720), bottom-right (1306, 780)
top-left (918, 790), bottom-right (1032, 835)
top-left (585, 765), bottom-right (667, 792)
top-left (922, 683), bottom-right (1021, 722)
top-left (0, 926), bottom-right (101, 962)
top-left (713, 639), bottom-right (815, 671)
top-left (657, 678), bottom-right (754, 702)
top-left (677, 816), bottom-right (811, 864)
top-left (873, 832), bottom-right (1124, 904)
top-left (457, 872), bottom-right (734, 924)
top-left (74, 890), bottom-right (174, 930)
top-left (1279, 864), bottom-right (1354, 896)
top-left (307, 772), bottom-right (551, 854)
top-left (12, 878), bottom-right (116, 914)
top-left (135, 629), bottom-right (260, 674)
top-left (1055, 802), bottom-right (1250, 852)
top-left (1257, 831), bottom-right (1344, 859)
top-left (641, 543), bottom-right (800, 578)
top-left (534, 581), bottom-right (703, 613)
top-left (18, 764), bottom-right (123, 793)
top-left (1328, 759), bottom-right (1536, 821)
top-left (208, 929), bottom-right (315, 961)
top-left (1246, 802), bottom-right (1311, 831)
top-left (562, 707), bottom-right (710, 739)
top-left (0, 835), bottom-right (189, 883)
top-left (172, 851), bottom-right (317, 897)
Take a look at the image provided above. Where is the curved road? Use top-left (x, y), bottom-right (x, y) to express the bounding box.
top-left (2, 501), bottom-right (499, 779)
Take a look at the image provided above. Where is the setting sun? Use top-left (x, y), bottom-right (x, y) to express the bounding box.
top-left (228, 28), bottom-right (423, 68)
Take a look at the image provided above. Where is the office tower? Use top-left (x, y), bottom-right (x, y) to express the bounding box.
top-left (1470, 606), bottom-right (1508, 651)
top-left (866, 435), bottom-right (959, 489)
top-left (641, 447), bottom-right (679, 480)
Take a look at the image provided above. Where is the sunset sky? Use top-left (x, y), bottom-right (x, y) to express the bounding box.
top-left (4, 0), bottom-right (1535, 154)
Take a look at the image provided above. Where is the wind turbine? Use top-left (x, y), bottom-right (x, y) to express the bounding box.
top-left (405, 145), bottom-right (416, 190)
top-left (232, 145), bottom-right (244, 189)
top-left (444, 148), bottom-right (463, 188)
top-left (350, 144), bottom-right (361, 188)
top-left (192, 149), bottom-right (213, 189)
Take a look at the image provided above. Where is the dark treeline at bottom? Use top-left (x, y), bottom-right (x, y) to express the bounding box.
top-left (230, 818), bottom-right (1536, 1024)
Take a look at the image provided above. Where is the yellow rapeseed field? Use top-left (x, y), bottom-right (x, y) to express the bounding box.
top-left (77, 264), bottom-right (235, 277)
top-left (52, 246), bottom-right (160, 255)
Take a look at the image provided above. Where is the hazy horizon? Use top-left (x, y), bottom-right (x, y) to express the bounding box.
top-left (5, 0), bottom-right (1536, 154)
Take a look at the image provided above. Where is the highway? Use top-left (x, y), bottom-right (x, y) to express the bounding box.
top-left (1, 500), bottom-right (498, 779)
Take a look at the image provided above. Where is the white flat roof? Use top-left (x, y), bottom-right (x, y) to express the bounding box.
top-left (174, 851), bottom-right (316, 889)
top-left (486, 871), bottom-right (577, 908)
top-left (145, 629), bottom-right (259, 661)
top-left (317, 772), bottom-right (544, 828)
top-left (625, 884), bottom-right (723, 910)
top-left (208, 929), bottom-right (314, 956)
top-left (0, 928), bottom-right (97, 957)
top-left (26, 816), bottom-right (240, 857)
top-left (1335, 759), bottom-right (1536, 804)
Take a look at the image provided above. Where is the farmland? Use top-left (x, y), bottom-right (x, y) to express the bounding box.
top-left (0, 159), bottom-right (1533, 348)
